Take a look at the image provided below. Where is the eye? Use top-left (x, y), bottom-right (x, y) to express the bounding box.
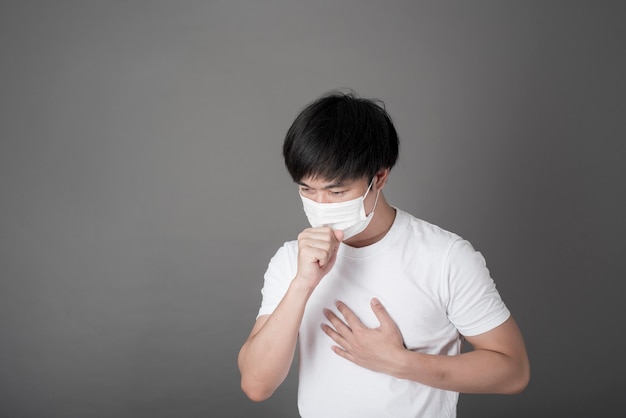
top-left (329, 190), bottom-right (346, 196)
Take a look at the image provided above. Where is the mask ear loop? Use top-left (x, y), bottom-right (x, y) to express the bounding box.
top-left (362, 177), bottom-right (376, 199)
top-left (364, 177), bottom-right (381, 217)
top-left (368, 189), bottom-right (381, 215)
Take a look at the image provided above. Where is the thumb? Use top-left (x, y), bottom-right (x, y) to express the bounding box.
top-left (333, 229), bottom-right (344, 243)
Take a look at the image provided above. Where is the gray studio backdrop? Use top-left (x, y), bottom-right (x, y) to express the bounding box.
top-left (1, 1), bottom-right (624, 417)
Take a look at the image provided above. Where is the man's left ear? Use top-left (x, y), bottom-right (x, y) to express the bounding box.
top-left (374, 168), bottom-right (390, 191)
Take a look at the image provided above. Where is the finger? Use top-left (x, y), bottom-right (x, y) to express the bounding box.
top-left (320, 322), bottom-right (351, 350)
top-left (300, 226), bottom-right (337, 241)
top-left (303, 227), bottom-right (342, 248)
top-left (331, 345), bottom-right (356, 363)
top-left (298, 237), bottom-right (339, 259)
top-left (370, 298), bottom-right (394, 328)
top-left (298, 239), bottom-right (337, 266)
top-left (335, 301), bottom-right (364, 329)
top-left (298, 236), bottom-right (334, 253)
top-left (324, 308), bottom-right (352, 335)
top-left (299, 245), bottom-right (330, 265)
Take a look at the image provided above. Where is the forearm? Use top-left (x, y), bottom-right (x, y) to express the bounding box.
top-left (389, 347), bottom-right (530, 394)
top-left (238, 278), bottom-right (313, 401)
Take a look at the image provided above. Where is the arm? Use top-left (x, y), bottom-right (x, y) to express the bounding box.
top-left (237, 280), bottom-right (313, 402)
top-left (238, 227), bottom-right (343, 401)
top-left (323, 299), bottom-right (530, 394)
top-left (392, 316), bottom-right (529, 393)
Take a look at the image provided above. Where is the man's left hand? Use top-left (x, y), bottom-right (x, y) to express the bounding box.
top-left (322, 298), bottom-right (406, 374)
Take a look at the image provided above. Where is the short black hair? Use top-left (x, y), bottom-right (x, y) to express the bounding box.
top-left (283, 90), bottom-right (399, 183)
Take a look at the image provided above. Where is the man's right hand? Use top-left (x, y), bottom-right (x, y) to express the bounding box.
top-left (239, 226), bottom-right (343, 401)
top-left (295, 227), bottom-right (344, 290)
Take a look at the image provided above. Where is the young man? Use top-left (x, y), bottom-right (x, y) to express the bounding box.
top-left (238, 91), bottom-right (529, 417)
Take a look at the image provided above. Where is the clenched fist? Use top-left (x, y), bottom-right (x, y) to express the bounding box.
top-left (295, 227), bottom-right (344, 290)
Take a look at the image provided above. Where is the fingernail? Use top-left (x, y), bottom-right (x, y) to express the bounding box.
top-left (371, 297), bottom-right (380, 305)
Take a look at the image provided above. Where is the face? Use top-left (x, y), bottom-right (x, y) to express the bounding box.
top-left (298, 176), bottom-right (376, 210)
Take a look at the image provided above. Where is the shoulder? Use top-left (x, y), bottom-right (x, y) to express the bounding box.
top-left (395, 208), bottom-right (462, 251)
top-left (266, 240), bottom-right (298, 271)
top-left (277, 239), bottom-right (298, 257)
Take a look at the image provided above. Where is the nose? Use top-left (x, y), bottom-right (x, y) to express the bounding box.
top-left (315, 192), bottom-right (333, 204)
top-left (303, 190), bottom-right (333, 204)
top-left (307, 192), bottom-right (331, 204)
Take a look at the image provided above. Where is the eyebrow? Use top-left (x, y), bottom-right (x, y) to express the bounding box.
top-left (297, 180), bottom-right (346, 189)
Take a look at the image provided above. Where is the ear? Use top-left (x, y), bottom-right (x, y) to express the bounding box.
top-left (373, 168), bottom-right (391, 192)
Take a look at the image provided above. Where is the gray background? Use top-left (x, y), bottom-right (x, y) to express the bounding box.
top-left (1, 1), bottom-right (624, 417)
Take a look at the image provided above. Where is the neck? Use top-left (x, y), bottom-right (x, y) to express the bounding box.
top-left (343, 194), bottom-right (396, 248)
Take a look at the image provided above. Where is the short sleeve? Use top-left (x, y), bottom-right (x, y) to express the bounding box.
top-left (257, 241), bottom-right (298, 318)
top-left (444, 239), bottom-right (510, 336)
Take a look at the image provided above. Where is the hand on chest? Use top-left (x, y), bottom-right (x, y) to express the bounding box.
top-left (306, 258), bottom-right (457, 351)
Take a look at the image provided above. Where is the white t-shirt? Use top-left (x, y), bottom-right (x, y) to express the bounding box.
top-left (258, 208), bottom-right (510, 418)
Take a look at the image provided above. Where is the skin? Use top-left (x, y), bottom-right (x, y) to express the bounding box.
top-left (322, 300), bottom-right (529, 394)
top-left (238, 168), bottom-right (530, 401)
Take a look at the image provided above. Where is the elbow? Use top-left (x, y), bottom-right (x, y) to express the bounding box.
top-left (238, 347), bottom-right (279, 402)
top-left (514, 366), bottom-right (531, 394)
top-left (506, 375), bottom-right (529, 394)
top-left (240, 378), bottom-right (275, 402)
top-left (505, 360), bottom-right (530, 394)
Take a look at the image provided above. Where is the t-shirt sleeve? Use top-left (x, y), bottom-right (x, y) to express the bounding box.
top-left (444, 238), bottom-right (510, 336)
top-left (256, 241), bottom-right (298, 319)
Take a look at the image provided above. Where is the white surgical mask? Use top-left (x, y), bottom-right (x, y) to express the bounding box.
top-left (300, 178), bottom-right (380, 240)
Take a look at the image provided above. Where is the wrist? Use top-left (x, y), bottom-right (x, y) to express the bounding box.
top-left (386, 348), bottom-right (423, 380)
top-left (290, 275), bottom-right (317, 297)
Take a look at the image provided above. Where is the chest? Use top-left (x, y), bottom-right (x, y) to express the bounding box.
top-left (304, 253), bottom-right (458, 351)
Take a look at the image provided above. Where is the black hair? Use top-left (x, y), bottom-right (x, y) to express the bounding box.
top-left (282, 90), bottom-right (399, 183)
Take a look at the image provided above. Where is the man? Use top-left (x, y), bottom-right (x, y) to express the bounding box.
top-left (238, 91), bottom-right (529, 417)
